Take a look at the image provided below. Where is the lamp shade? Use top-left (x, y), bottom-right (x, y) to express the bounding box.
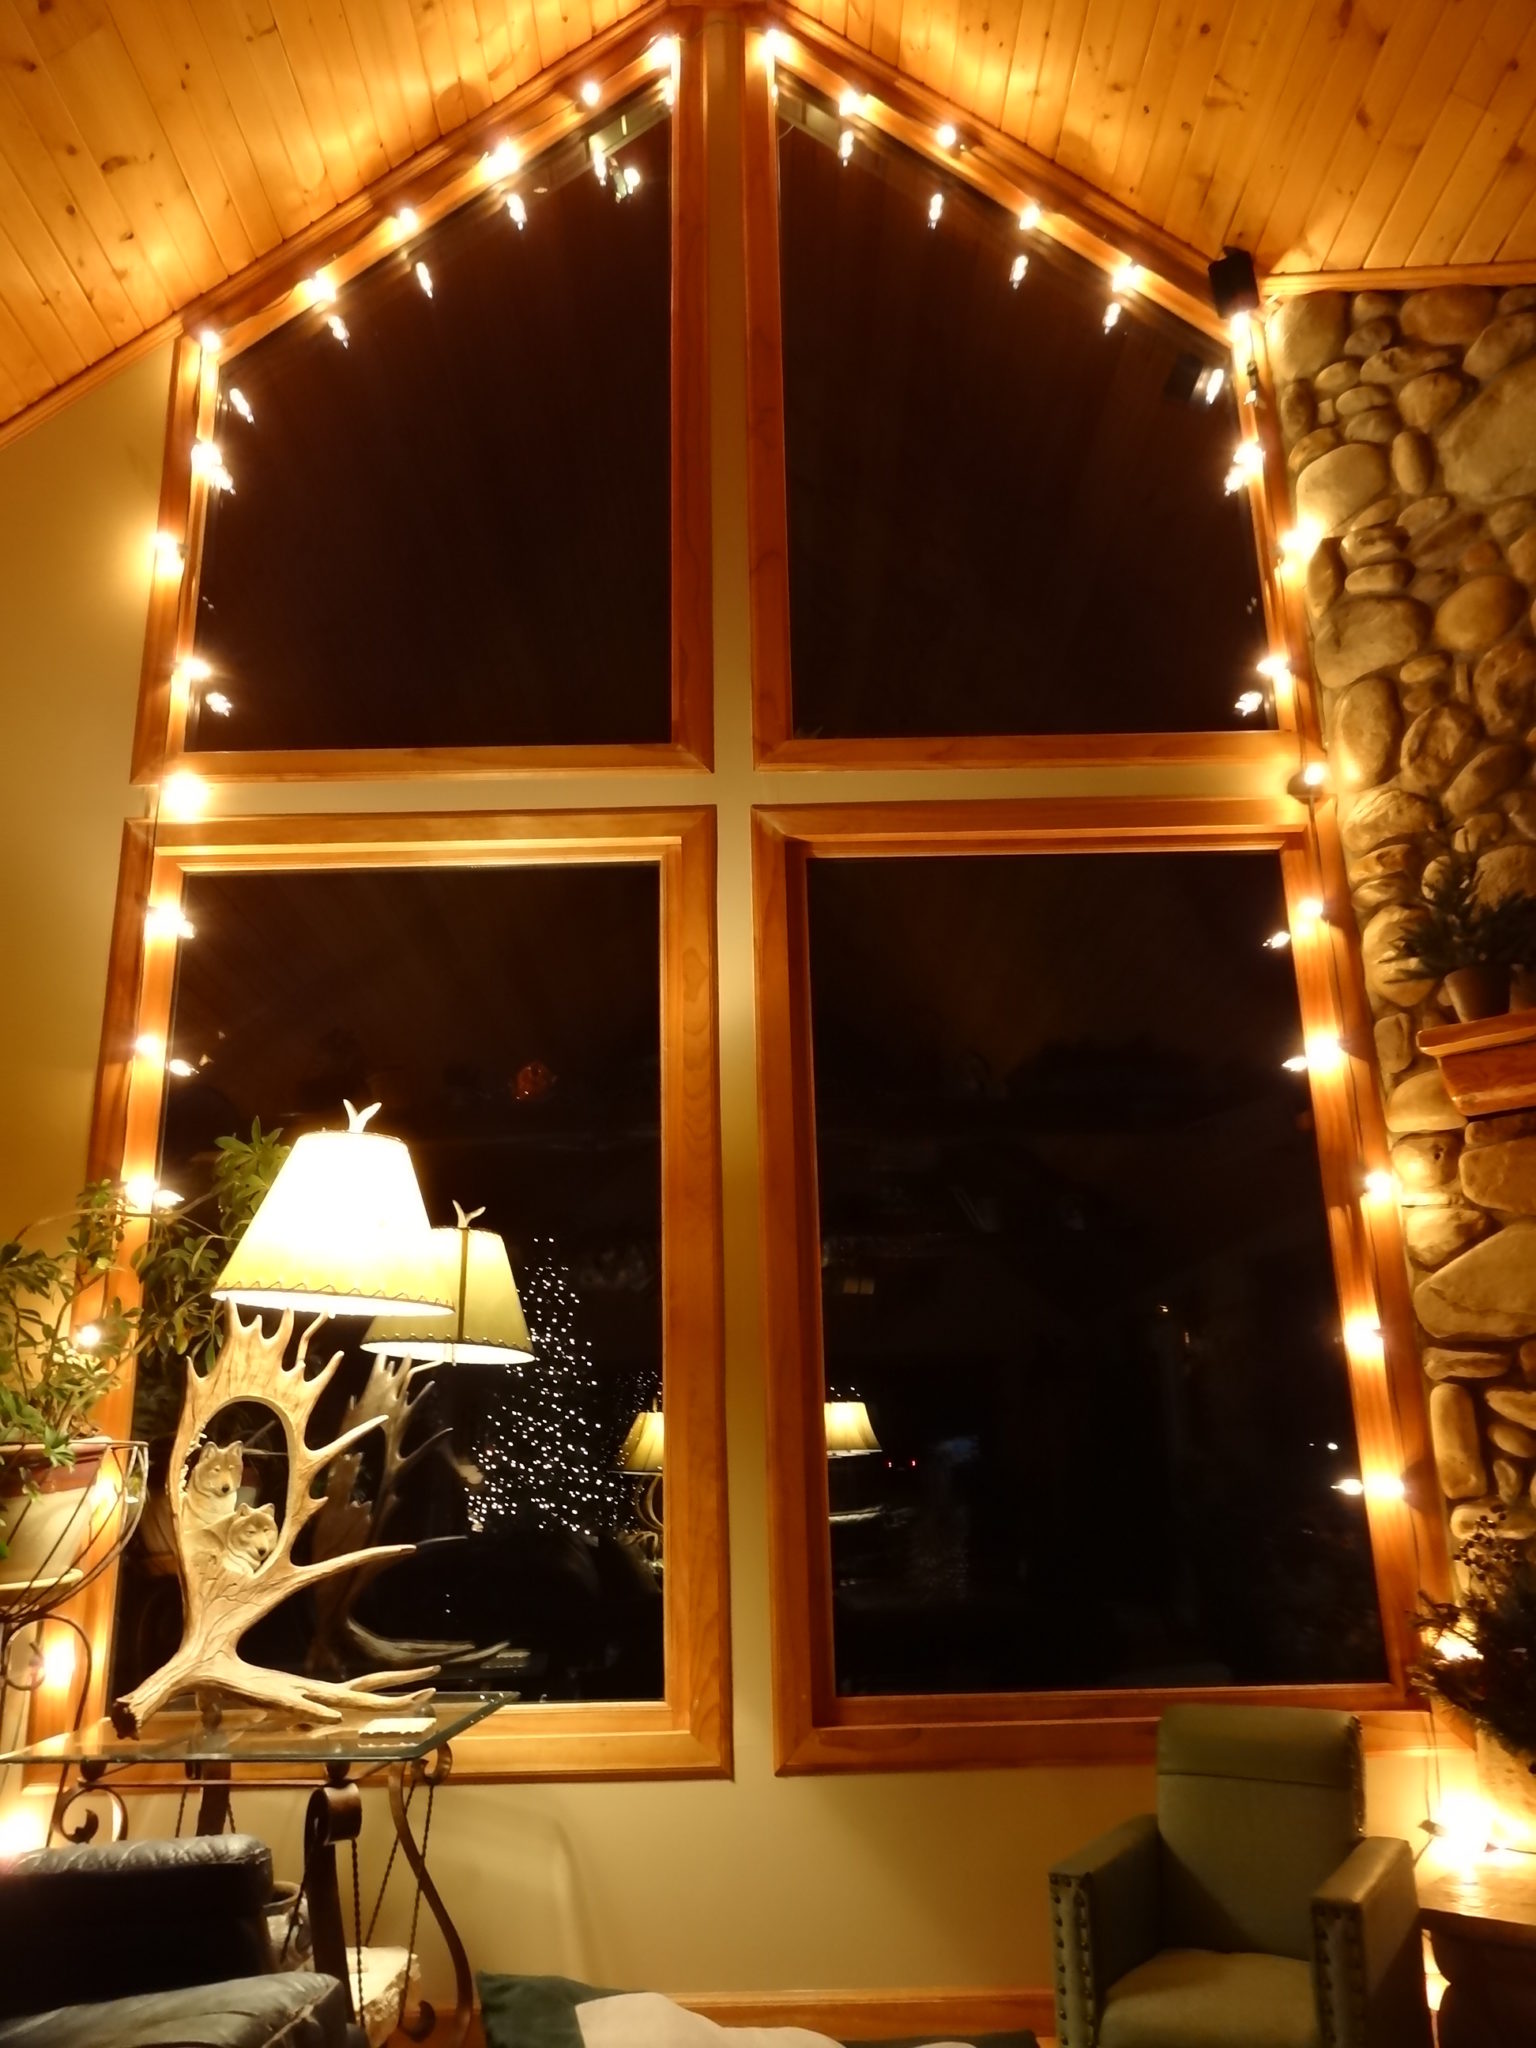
top-left (621, 1409), bottom-right (665, 1473)
top-left (213, 1102), bottom-right (450, 1317)
top-left (824, 1399), bottom-right (880, 1457)
top-left (361, 1220), bottom-right (533, 1363)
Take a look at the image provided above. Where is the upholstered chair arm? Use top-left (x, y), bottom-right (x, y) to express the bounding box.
top-left (1311, 1836), bottom-right (1433, 2048)
top-left (1049, 1813), bottom-right (1161, 2048)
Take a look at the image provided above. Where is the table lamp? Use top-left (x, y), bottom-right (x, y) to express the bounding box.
top-left (361, 1204), bottom-right (533, 1363)
top-left (824, 1399), bottom-right (880, 1457)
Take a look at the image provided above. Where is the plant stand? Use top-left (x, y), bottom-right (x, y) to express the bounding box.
top-left (1421, 1011), bottom-right (1536, 1119)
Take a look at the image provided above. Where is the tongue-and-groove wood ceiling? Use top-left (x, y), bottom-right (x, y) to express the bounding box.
top-left (3, 0), bottom-right (1536, 437)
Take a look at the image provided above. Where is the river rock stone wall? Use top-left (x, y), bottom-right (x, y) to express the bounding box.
top-left (1269, 283), bottom-right (1536, 1546)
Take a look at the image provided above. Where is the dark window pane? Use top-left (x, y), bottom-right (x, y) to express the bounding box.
top-left (189, 100), bottom-right (671, 753)
top-left (807, 852), bottom-right (1386, 1695)
top-left (778, 93), bottom-right (1266, 738)
top-left (114, 865), bottom-right (664, 1704)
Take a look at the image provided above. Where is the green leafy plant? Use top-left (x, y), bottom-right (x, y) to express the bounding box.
top-left (1415, 1517), bottom-right (1536, 1758)
top-left (1388, 853), bottom-right (1531, 980)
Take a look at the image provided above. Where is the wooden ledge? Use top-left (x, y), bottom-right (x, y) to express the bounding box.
top-left (1420, 1011), bottom-right (1536, 1119)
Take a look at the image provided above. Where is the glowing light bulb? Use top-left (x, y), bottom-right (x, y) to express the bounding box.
top-left (623, 164), bottom-right (642, 192)
top-left (1307, 1033), bottom-right (1344, 1072)
top-left (482, 140), bottom-right (519, 181)
top-left (1364, 1471), bottom-right (1405, 1501)
top-left (1363, 1168), bottom-right (1395, 1202)
top-left (227, 387), bottom-right (254, 425)
top-left (198, 327), bottom-right (221, 356)
top-left (1296, 895), bottom-right (1324, 924)
top-left (144, 903), bottom-right (195, 942)
top-left (154, 1188), bottom-right (183, 1210)
top-left (1262, 930), bottom-right (1291, 951)
top-left (161, 770), bottom-right (208, 819)
top-left (1431, 1629), bottom-right (1480, 1664)
top-left (175, 655), bottom-right (211, 688)
top-left (1111, 262), bottom-right (1140, 294)
top-left (1009, 253), bottom-right (1028, 287)
top-left (1344, 1312), bottom-right (1384, 1363)
top-left (507, 193), bottom-right (527, 228)
top-left (765, 28), bottom-right (788, 60)
top-left (580, 79), bottom-right (600, 106)
top-left (1333, 1476), bottom-right (1365, 1497)
top-left (1201, 364), bottom-right (1225, 404)
top-left (652, 35), bottom-right (679, 71)
top-left (928, 192), bottom-right (943, 228)
top-left (326, 314), bottom-right (350, 347)
top-left (1302, 760), bottom-right (1328, 789)
top-left (1279, 520), bottom-right (1323, 569)
top-left (394, 206), bottom-right (419, 236)
top-left (153, 532), bottom-right (184, 577)
top-left (1018, 201), bottom-right (1041, 231)
top-left (307, 271), bottom-right (338, 306)
top-left (167, 1056), bottom-right (196, 1079)
top-left (1234, 689), bottom-right (1263, 716)
top-left (123, 1173), bottom-right (160, 1212)
top-left (839, 88), bottom-right (862, 117)
top-left (41, 1634), bottom-right (76, 1691)
top-left (133, 1032), bottom-right (164, 1060)
top-left (204, 690), bottom-right (233, 717)
top-left (936, 122), bottom-right (957, 148)
top-left (415, 261), bottom-right (433, 297)
top-left (190, 440), bottom-right (233, 492)
top-left (1223, 439), bottom-right (1265, 494)
top-left (838, 128), bottom-right (855, 165)
top-left (1256, 652), bottom-right (1291, 683)
top-left (1103, 300), bottom-right (1122, 332)
top-left (74, 1324), bottom-right (102, 1351)
top-left (1281, 1053), bottom-right (1309, 1073)
top-left (592, 140), bottom-right (608, 184)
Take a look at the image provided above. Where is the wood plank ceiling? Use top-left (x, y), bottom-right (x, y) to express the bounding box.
top-left (2, 0), bottom-right (1536, 436)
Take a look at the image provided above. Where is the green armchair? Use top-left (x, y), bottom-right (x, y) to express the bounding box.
top-left (1048, 1705), bottom-right (1431, 2048)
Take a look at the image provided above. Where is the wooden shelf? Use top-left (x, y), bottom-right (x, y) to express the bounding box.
top-left (1421, 1012), bottom-right (1536, 1119)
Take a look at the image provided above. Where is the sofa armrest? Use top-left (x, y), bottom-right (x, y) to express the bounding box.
top-left (1311, 1836), bottom-right (1432, 2048)
top-left (0, 1834), bottom-right (276, 2020)
top-left (1049, 1813), bottom-right (1161, 2048)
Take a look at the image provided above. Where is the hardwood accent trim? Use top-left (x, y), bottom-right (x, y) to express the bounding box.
top-left (1264, 265), bottom-right (1536, 298)
top-left (753, 798), bottom-right (1433, 1775)
top-left (84, 819), bottom-right (155, 1193)
top-left (126, 20), bottom-right (711, 788)
top-left (678, 1989), bottom-right (1057, 2036)
top-left (763, 8), bottom-right (1225, 341)
top-left (741, 28), bottom-right (794, 766)
top-left (52, 807), bottom-right (729, 1780)
top-left (757, 731), bottom-right (1304, 773)
top-left (1421, 1011), bottom-right (1536, 1120)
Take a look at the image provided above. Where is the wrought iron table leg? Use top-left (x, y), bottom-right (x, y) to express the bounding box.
top-left (191, 1759), bottom-right (232, 1836)
top-left (305, 1769), bottom-right (364, 2022)
top-left (388, 1744), bottom-right (472, 2048)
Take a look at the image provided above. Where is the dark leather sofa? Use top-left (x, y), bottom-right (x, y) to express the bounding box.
top-left (0, 1834), bottom-right (363, 2048)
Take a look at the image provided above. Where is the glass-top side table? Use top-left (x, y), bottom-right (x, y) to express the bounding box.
top-left (2, 1693), bottom-right (507, 2047)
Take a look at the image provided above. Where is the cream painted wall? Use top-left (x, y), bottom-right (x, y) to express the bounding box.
top-left (0, 20), bottom-right (1468, 2007)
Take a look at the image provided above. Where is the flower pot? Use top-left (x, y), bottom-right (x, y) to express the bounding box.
top-left (0, 1440), bottom-right (108, 1590)
top-left (1444, 964), bottom-right (1512, 1023)
top-left (1476, 1728), bottom-right (1536, 1852)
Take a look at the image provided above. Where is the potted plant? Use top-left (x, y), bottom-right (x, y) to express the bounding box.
top-left (1387, 854), bottom-right (1533, 1022)
top-left (1415, 1517), bottom-right (1536, 1850)
top-left (0, 1183), bottom-right (137, 1586)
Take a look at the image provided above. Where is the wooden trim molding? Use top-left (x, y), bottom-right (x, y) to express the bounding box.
top-left (130, 21), bottom-right (711, 788)
top-left (55, 807), bottom-right (729, 1781)
top-left (752, 797), bottom-right (1434, 1774)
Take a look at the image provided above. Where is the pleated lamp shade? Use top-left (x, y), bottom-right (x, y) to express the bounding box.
top-left (824, 1399), bottom-right (881, 1457)
top-left (213, 1102), bottom-right (450, 1317)
top-left (621, 1409), bottom-right (665, 1473)
top-left (362, 1222), bottom-right (533, 1363)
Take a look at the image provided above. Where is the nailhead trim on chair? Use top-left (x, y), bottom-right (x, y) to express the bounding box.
top-left (1313, 1897), bottom-right (1367, 2048)
top-left (1346, 1717), bottom-right (1365, 1837)
top-left (1049, 1873), bottom-right (1099, 2048)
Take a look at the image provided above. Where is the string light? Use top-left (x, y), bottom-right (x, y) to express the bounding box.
top-left (1295, 895), bottom-right (1324, 925)
top-left (393, 206), bottom-right (420, 237)
top-left (326, 314), bottom-right (350, 347)
top-left (174, 654), bottom-right (211, 688)
top-left (839, 88), bottom-right (863, 117)
top-left (133, 1032), bottom-right (164, 1059)
top-left (161, 770), bottom-right (209, 819)
top-left (190, 441), bottom-right (234, 492)
top-left (482, 140), bottom-right (520, 181)
top-left (152, 532), bottom-right (184, 577)
top-left (167, 1056), bottom-right (196, 1079)
top-left (1223, 437), bottom-right (1265, 494)
top-left (144, 903), bottom-right (195, 942)
top-left (1009, 253), bottom-right (1028, 287)
top-left (936, 122), bottom-right (957, 148)
top-left (204, 690), bottom-right (233, 717)
top-left (579, 79), bottom-right (600, 106)
top-left (1196, 364), bottom-right (1225, 404)
top-left (1281, 1053), bottom-right (1310, 1073)
top-left (227, 388), bottom-right (254, 425)
top-left (928, 192), bottom-right (943, 228)
top-left (123, 1174), bottom-right (162, 1212)
top-left (307, 271), bottom-right (338, 306)
top-left (198, 327), bottom-right (221, 356)
top-left (1364, 1168), bottom-right (1396, 1202)
top-left (1344, 1314), bottom-right (1385, 1366)
top-left (40, 1633), bottom-right (76, 1693)
top-left (623, 165), bottom-right (642, 194)
top-left (74, 1324), bottom-right (102, 1351)
top-left (1306, 1032), bottom-right (1344, 1072)
top-left (1018, 201), bottom-right (1041, 231)
top-left (1334, 1476), bottom-right (1365, 1497)
top-left (592, 140), bottom-right (608, 185)
top-left (1234, 688), bottom-right (1264, 716)
top-left (1111, 261), bottom-right (1141, 295)
top-left (415, 260), bottom-right (433, 297)
top-left (1256, 652), bottom-right (1292, 685)
top-left (838, 129), bottom-right (855, 166)
top-left (1278, 520), bottom-right (1322, 571)
top-left (1301, 761), bottom-right (1328, 789)
top-left (507, 194), bottom-right (527, 229)
top-left (1262, 930), bottom-right (1291, 951)
top-left (1102, 300), bottom-right (1122, 332)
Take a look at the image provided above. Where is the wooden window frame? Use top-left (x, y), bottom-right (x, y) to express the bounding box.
top-left (54, 805), bottom-right (730, 1782)
top-left (753, 795), bottom-right (1436, 1773)
top-left (131, 13), bottom-right (712, 787)
top-left (738, 24), bottom-right (1303, 776)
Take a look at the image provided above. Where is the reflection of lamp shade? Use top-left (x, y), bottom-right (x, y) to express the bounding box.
top-left (213, 1102), bottom-right (450, 1316)
top-left (622, 1409), bottom-right (665, 1473)
top-left (824, 1400), bottom-right (881, 1457)
top-left (361, 1223), bottom-right (533, 1363)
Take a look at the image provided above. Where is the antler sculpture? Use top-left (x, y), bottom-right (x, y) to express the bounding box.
top-left (112, 1305), bottom-right (438, 1734)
